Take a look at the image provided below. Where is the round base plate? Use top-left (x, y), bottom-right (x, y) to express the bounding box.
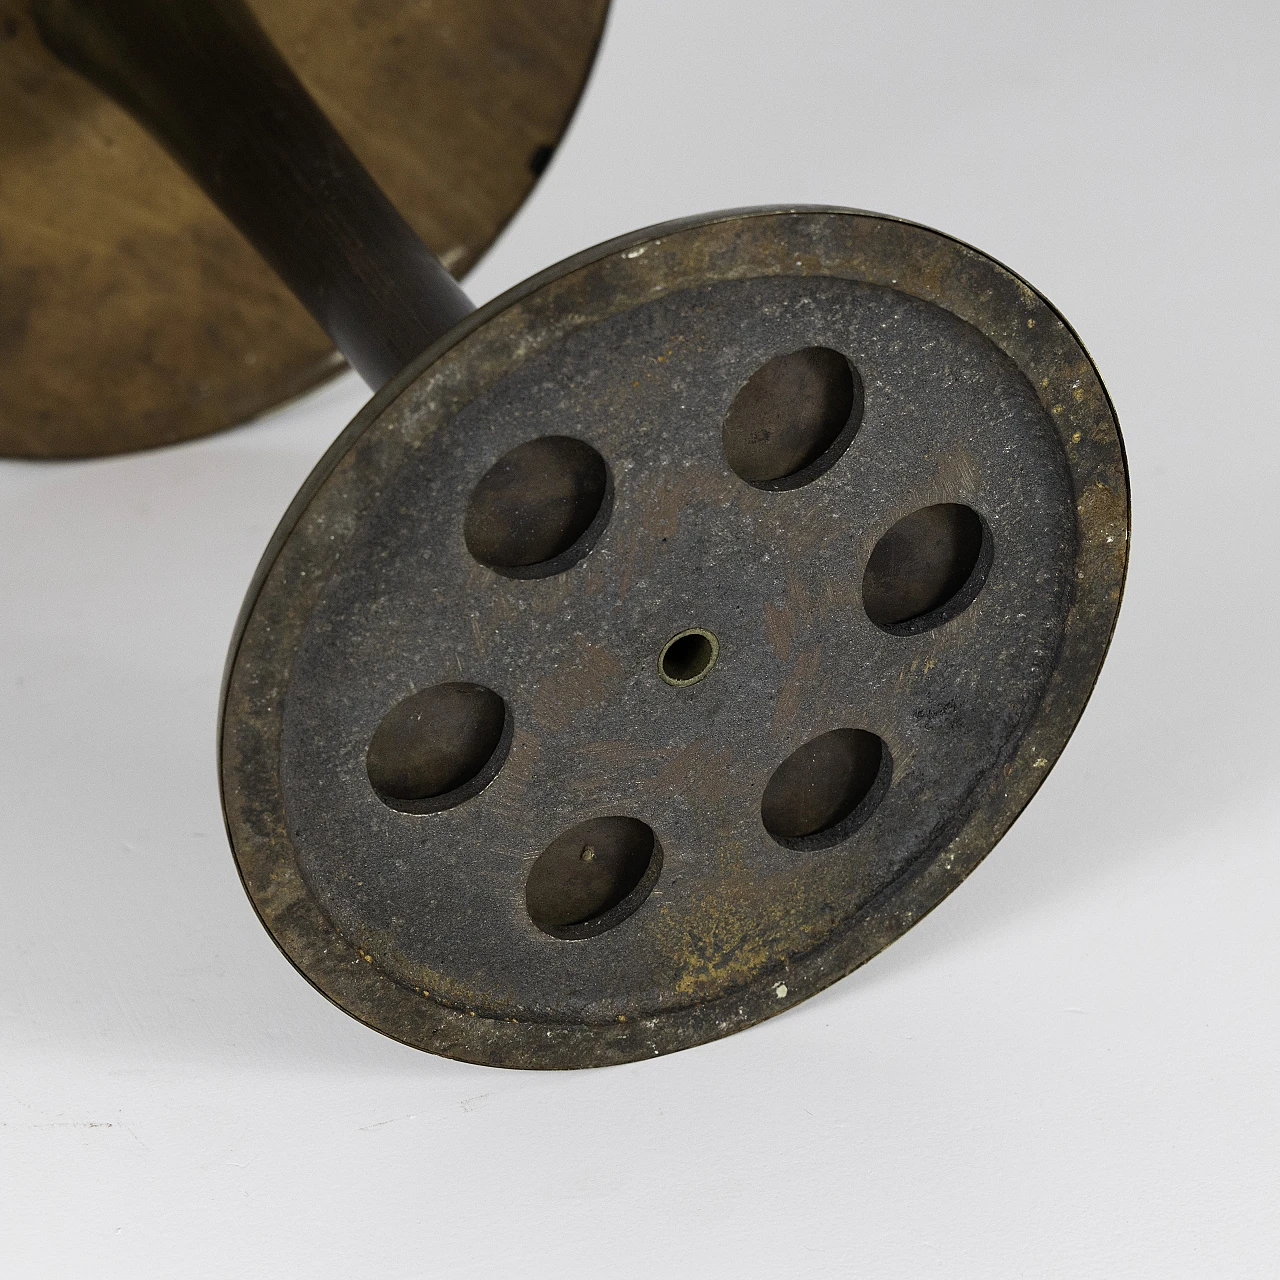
top-left (221, 208), bottom-right (1129, 1069)
top-left (0, 0), bottom-right (608, 457)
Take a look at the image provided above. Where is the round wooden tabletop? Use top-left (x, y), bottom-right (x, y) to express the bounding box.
top-left (0, 0), bottom-right (609, 456)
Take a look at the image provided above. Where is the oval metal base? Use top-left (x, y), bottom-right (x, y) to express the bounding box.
top-left (220, 208), bottom-right (1129, 1068)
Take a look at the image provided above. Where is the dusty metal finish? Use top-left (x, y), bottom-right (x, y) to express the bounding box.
top-left (0, 0), bottom-right (609, 457)
top-left (220, 208), bottom-right (1129, 1069)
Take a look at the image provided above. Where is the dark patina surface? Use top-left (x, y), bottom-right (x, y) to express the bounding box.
top-left (221, 209), bottom-right (1129, 1068)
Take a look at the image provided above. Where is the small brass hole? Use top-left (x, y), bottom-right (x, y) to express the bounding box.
top-left (659, 629), bottom-right (719, 686)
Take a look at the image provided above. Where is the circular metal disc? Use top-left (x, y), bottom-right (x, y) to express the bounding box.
top-left (0, 0), bottom-right (609, 457)
top-left (220, 208), bottom-right (1130, 1069)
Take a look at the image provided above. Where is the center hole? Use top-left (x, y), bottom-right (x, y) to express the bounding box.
top-left (659, 629), bottom-right (718, 686)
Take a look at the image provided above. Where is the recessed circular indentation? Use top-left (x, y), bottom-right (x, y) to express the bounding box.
top-left (526, 816), bottom-right (661, 939)
top-left (659, 628), bottom-right (719, 686)
top-left (366, 682), bottom-right (509, 813)
top-left (761, 728), bottom-right (890, 850)
top-left (723, 346), bottom-right (863, 489)
top-left (863, 503), bottom-right (991, 633)
top-left (464, 435), bottom-right (611, 577)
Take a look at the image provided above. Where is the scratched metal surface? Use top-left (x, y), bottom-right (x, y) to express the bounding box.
top-left (280, 274), bottom-right (1073, 1018)
top-left (221, 208), bottom-right (1128, 1067)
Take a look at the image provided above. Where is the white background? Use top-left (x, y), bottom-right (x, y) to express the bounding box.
top-left (2, 2), bottom-right (1277, 1276)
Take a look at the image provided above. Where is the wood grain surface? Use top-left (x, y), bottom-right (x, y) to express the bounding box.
top-left (0, 0), bottom-right (608, 457)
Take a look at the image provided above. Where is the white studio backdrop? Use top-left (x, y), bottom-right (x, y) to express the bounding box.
top-left (1, 2), bottom-right (1277, 1276)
